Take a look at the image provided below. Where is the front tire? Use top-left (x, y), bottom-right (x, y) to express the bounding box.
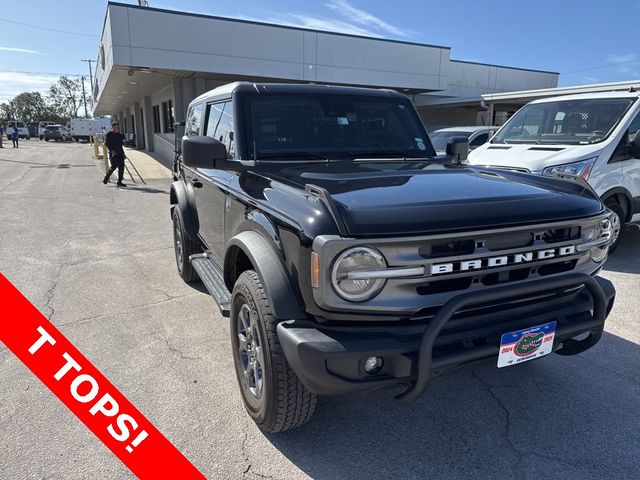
top-left (230, 271), bottom-right (317, 432)
top-left (172, 208), bottom-right (199, 282)
top-left (605, 200), bottom-right (625, 252)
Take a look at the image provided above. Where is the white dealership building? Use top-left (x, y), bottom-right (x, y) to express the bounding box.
top-left (94, 1), bottom-right (559, 163)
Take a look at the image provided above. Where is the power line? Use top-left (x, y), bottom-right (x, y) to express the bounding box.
top-left (0, 17), bottom-right (98, 37)
top-left (562, 57), bottom-right (640, 75)
top-left (0, 69), bottom-right (83, 77)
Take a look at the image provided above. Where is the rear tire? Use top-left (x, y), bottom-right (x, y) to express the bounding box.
top-left (605, 200), bottom-right (625, 252)
top-left (230, 271), bottom-right (317, 432)
top-left (172, 207), bottom-right (199, 282)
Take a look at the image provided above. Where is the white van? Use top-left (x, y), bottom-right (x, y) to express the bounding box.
top-left (468, 90), bottom-right (640, 249)
top-left (6, 121), bottom-right (30, 139)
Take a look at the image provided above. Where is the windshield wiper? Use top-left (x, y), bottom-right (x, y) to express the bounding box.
top-left (255, 152), bottom-right (332, 161)
top-left (347, 149), bottom-right (428, 160)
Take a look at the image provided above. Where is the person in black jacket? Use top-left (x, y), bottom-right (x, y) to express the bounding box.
top-left (102, 122), bottom-right (127, 187)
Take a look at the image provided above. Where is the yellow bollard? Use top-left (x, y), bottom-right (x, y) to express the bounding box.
top-left (102, 144), bottom-right (109, 173)
top-left (93, 138), bottom-right (100, 160)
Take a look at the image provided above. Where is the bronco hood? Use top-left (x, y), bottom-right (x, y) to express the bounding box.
top-left (265, 162), bottom-right (604, 236)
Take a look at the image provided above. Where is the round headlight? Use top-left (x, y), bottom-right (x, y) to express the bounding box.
top-left (331, 247), bottom-right (386, 302)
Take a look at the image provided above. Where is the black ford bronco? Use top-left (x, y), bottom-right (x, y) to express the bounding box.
top-left (170, 82), bottom-right (616, 432)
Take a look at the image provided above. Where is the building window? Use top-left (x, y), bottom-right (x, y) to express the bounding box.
top-left (152, 105), bottom-right (161, 133)
top-left (162, 100), bottom-right (175, 133)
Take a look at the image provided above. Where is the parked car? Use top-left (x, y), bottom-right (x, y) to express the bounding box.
top-left (38, 121), bottom-right (56, 140)
top-left (430, 126), bottom-right (499, 153)
top-left (43, 125), bottom-right (67, 142)
top-left (469, 90), bottom-right (640, 250)
top-left (171, 82), bottom-right (616, 432)
top-left (6, 121), bottom-right (30, 139)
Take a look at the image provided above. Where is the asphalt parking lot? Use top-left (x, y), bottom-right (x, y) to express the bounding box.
top-left (1, 141), bottom-right (639, 480)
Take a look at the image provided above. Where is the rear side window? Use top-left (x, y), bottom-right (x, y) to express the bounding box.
top-left (205, 101), bottom-right (235, 159)
top-left (214, 102), bottom-right (235, 159)
top-left (185, 103), bottom-right (203, 136)
top-left (204, 103), bottom-right (224, 138)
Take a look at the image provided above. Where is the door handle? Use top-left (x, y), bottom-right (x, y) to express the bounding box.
top-left (191, 178), bottom-right (203, 189)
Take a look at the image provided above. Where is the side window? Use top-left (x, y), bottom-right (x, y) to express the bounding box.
top-left (210, 102), bottom-right (235, 159)
top-left (205, 103), bottom-right (224, 138)
top-left (185, 103), bottom-right (203, 136)
top-left (470, 132), bottom-right (489, 147)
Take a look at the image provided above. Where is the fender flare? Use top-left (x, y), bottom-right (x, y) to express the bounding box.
top-left (169, 181), bottom-right (199, 241)
top-left (600, 187), bottom-right (633, 221)
top-left (226, 231), bottom-right (305, 320)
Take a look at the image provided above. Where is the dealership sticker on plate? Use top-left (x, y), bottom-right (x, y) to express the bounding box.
top-left (497, 321), bottom-right (556, 368)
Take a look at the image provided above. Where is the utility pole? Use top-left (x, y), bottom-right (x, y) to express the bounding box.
top-left (81, 59), bottom-right (94, 109)
top-left (81, 76), bottom-right (88, 118)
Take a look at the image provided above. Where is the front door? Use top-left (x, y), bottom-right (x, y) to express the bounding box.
top-left (192, 101), bottom-right (235, 264)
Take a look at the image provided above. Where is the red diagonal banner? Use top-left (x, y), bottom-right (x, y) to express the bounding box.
top-left (0, 273), bottom-right (206, 479)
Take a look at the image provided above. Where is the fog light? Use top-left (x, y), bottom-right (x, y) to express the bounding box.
top-left (364, 356), bottom-right (384, 375)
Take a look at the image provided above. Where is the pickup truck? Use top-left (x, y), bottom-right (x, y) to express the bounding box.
top-left (170, 82), bottom-right (616, 432)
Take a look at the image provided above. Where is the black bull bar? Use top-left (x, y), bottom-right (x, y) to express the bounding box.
top-left (395, 273), bottom-right (608, 403)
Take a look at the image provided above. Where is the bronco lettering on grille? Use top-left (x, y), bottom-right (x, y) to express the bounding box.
top-left (430, 245), bottom-right (576, 275)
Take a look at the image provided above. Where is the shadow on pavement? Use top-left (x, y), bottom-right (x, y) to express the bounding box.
top-left (264, 331), bottom-right (639, 479)
top-left (108, 184), bottom-right (169, 194)
top-left (185, 281), bottom-right (210, 295)
top-left (603, 226), bottom-right (640, 274)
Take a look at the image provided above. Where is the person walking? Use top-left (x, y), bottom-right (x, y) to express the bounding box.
top-left (0, 124), bottom-right (4, 148)
top-left (11, 125), bottom-right (19, 148)
top-left (102, 122), bottom-right (127, 187)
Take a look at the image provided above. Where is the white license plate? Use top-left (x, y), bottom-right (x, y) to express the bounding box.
top-left (497, 321), bottom-right (556, 368)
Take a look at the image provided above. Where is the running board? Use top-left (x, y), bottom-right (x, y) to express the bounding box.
top-left (189, 254), bottom-right (231, 317)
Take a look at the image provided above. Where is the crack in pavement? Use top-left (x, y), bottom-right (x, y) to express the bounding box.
top-left (44, 265), bottom-right (63, 322)
top-left (0, 167), bottom-right (31, 194)
top-left (471, 369), bottom-right (613, 476)
top-left (471, 370), bottom-right (525, 480)
top-left (131, 254), bottom-right (173, 300)
top-left (57, 293), bottom-right (200, 329)
top-left (163, 339), bottom-right (202, 361)
top-left (241, 431), bottom-right (275, 480)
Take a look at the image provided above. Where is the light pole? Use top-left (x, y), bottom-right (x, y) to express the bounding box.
top-left (81, 59), bottom-right (94, 110)
top-left (81, 76), bottom-right (88, 118)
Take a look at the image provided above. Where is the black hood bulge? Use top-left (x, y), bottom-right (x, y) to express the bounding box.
top-left (267, 163), bottom-right (604, 236)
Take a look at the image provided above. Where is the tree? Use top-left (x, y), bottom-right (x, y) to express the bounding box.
top-left (7, 92), bottom-right (49, 122)
top-left (48, 76), bottom-right (86, 120)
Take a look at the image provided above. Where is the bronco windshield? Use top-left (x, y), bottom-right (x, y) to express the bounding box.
top-left (243, 93), bottom-right (435, 160)
top-left (492, 97), bottom-right (635, 145)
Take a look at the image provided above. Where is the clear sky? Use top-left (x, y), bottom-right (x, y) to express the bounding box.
top-left (1, 0), bottom-right (640, 103)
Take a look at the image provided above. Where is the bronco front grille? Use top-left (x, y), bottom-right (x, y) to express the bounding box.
top-left (312, 214), bottom-right (607, 316)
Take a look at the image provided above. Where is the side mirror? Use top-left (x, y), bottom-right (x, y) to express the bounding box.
top-left (446, 136), bottom-right (470, 163)
top-left (182, 135), bottom-right (227, 169)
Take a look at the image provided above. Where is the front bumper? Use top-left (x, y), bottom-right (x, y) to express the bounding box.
top-left (277, 274), bottom-right (615, 399)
